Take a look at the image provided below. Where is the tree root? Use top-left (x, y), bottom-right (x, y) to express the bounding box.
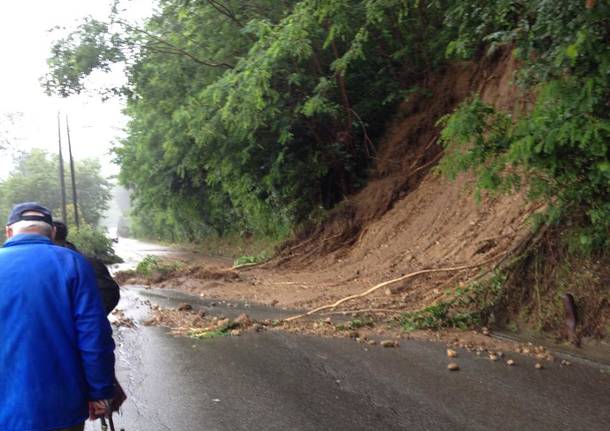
top-left (284, 255), bottom-right (502, 322)
top-left (319, 308), bottom-right (402, 316)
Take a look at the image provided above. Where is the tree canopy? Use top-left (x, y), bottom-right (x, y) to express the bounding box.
top-left (44, 0), bottom-right (609, 248)
top-left (0, 149), bottom-right (112, 228)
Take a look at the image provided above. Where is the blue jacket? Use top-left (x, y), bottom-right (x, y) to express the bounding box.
top-left (0, 234), bottom-right (115, 431)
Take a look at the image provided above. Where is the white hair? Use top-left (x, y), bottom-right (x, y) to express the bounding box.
top-left (9, 220), bottom-right (53, 238)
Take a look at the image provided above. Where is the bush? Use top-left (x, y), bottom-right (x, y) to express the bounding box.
top-left (70, 225), bottom-right (122, 264)
top-left (135, 255), bottom-right (182, 277)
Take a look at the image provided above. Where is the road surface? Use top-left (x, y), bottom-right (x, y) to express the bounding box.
top-left (87, 237), bottom-right (609, 431)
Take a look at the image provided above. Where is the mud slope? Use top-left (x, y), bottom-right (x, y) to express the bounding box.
top-left (153, 50), bottom-right (535, 312)
top-left (256, 49), bottom-right (535, 308)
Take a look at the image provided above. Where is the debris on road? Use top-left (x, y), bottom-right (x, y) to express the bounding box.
top-left (111, 309), bottom-right (136, 328)
top-left (381, 340), bottom-right (399, 348)
top-left (447, 349), bottom-right (458, 358)
top-left (447, 363), bottom-right (460, 371)
top-left (177, 303), bottom-right (193, 311)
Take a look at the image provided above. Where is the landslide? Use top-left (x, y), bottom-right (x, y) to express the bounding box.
top-left (142, 49), bottom-right (607, 342)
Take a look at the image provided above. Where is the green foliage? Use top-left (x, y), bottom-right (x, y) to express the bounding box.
top-left (336, 317), bottom-right (375, 331)
top-left (0, 149), bottom-right (112, 235)
top-left (70, 225), bottom-right (122, 264)
top-left (44, 0), bottom-right (609, 250)
top-left (135, 255), bottom-right (182, 276)
top-left (439, 0), bottom-right (610, 251)
top-left (233, 252), bottom-right (268, 268)
top-left (400, 303), bottom-right (480, 332)
top-left (400, 272), bottom-right (506, 331)
top-left (44, 0), bottom-right (457, 242)
top-left (189, 327), bottom-right (229, 340)
top-left (44, 18), bottom-right (125, 97)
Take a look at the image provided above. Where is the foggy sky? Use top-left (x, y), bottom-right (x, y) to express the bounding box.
top-left (0, 0), bottom-right (153, 178)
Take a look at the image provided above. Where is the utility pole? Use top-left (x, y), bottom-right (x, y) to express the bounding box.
top-left (57, 112), bottom-right (67, 223)
top-left (65, 115), bottom-right (80, 229)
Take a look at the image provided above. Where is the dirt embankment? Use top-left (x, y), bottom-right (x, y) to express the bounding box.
top-left (121, 49), bottom-right (608, 344)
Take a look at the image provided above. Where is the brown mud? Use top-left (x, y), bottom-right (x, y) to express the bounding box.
top-left (118, 48), bottom-right (608, 355)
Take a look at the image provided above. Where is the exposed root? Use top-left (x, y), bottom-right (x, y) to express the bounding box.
top-left (284, 255), bottom-right (503, 322)
top-left (319, 308), bottom-right (402, 316)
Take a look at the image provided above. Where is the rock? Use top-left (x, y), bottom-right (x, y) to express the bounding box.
top-left (447, 363), bottom-right (460, 371)
top-left (381, 340), bottom-right (399, 348)
top-left (230, 329), bottom-right (241, 336)
top-left (447, 349), bottom-right (458, 358)
top-left (481, 327), bottom-right (490, 336)
top-left (506, 359), bottom-right (516, 366)
top-left (234, 313), bottom-right (252, 327)
top-left (384, 288), bottom-right (392, 296)
top-left (489, 354), bottom-right (499, 361)
top-left (271, 299), bottom-right (279, 307)
top-left (217, 319), bottom-right (230, 327)
top-left (324, 317), bottom-right (332, 324)
top-left (348, 331), bottom-right (360, 338)
top-left (367, 340), bottom-right (377, 346)
top-left (561, 360), bottom-right (572, 366)
top-left (535, 363), bottom-right (543, 370)
top-left (252, 323), bottom-right (263, 332)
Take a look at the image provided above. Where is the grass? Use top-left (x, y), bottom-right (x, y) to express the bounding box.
top-left (400, 271), bottom-right (507, 332)
top-left (336, 317), bottom-right (376, 331)
top-left (188, 320), bottom-right (240, 339)
top-left (189, 328), bottom-right (230, 339)
top-left (135, 255), bottom-right (183, 277)
top-left (233, 251), bottom-right (269, 268)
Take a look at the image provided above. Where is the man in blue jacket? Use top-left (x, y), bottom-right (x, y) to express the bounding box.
top-left (0, 203), bottom-right (116, 431)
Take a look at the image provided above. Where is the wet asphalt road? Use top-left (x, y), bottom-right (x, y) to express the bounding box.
top-left (90, 288), bottom-right (610, 431)
top-left (86, 238), bottom-right (610, 431)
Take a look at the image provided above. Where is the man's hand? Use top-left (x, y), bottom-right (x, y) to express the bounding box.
top-left (88, 399), bottom-right (112, 420)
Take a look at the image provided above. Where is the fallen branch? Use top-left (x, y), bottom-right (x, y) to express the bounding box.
top-left (284, 256), bottom-right (501, 322)
top-left (231, 261), bottom-right (264, 271)
top-left (319, 308), bottom-right (402, 316)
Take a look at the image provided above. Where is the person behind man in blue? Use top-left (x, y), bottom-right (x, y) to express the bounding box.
top-left (0, 203), bottom-right (116, 431)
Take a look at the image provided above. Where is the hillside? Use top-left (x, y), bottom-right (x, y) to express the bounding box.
top-left (48, 1), bottom-right (608, 343)
top-left (140, 49), bottom-right (607, 345)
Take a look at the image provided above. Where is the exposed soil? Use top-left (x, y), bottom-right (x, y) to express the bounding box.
top-left (118, 48), bottom-right (608, 348)
top-left (124, 50), bottom-right (529, 304)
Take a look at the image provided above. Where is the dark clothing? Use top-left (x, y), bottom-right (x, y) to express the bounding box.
top-left (63, 241), bottom-right (120, 315)
top-left (55, 424), bottom-right (84, 431)
top-left (89, 258), bottom-right (121, 315)
top-left (0, 234), bottom-right (115, 431)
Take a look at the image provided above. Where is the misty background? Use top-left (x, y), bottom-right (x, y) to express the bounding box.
top-left (0, 0), bottom-right (154, 231)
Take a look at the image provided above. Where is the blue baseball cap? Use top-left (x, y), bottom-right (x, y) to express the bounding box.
top-left (6, 202), bottom-right (53, 226)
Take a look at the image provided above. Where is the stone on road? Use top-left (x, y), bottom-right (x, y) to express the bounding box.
top-left (93, 290), bottom-right (610, 431)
